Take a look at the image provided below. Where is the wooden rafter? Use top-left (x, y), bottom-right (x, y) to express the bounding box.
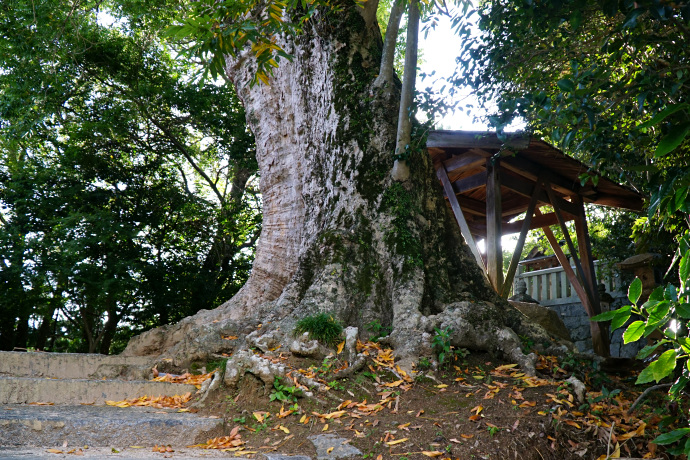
top-left (501, 178), bottom-right (542, 298)
top-left (436, 165), bottom-right (485, 270)
top-left (544, 182), bottom-right (595, 305)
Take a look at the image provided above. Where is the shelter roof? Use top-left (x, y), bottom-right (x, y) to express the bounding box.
top-left (427, 130), bottom-right (645, 238)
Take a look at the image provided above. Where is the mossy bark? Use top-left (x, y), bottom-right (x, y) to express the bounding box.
top-left (123, 3), bottom-right (553, 372)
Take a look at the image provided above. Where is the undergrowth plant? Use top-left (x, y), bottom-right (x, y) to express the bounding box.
top-left (594, 234), bottom-right (690, 455)
top-left (432, 327), bottom-right (468, 367)
top-left (294, 313), bottom-right (343, 347)
top-left (366, 319), bottom-right (392, 342)
top-left (269, 376), bottom-right (301, 403)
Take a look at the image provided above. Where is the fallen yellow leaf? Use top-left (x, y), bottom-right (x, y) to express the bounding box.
top-left (336, 341), bottom-right (345, 354)
top-left (494, 364), bottom-right (518, 371)
top-left (278, 425), bottom-right (290, 434)
top-left (422, 451), bottom-right (443, 457)
top-left (385, 438), bottom-right (408, 446)
top-left (322, 424), bottom-right (329, 431)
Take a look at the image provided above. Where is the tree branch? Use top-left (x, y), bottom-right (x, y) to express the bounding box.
top-left (145, 114), bottom-right (226, 204)
top-left (392, 0), bottom-right (419, 178)
top-left (374, 0), bottom-right (405, 88)
top-left (628, 383), bottom-right (673, 414)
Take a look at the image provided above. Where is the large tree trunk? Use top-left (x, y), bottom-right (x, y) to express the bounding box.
top-left (123, 2), bottom-right (550, 372)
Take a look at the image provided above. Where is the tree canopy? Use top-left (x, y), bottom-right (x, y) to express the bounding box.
top-left (455, 0), bottom-right (689, 224)
top-left (0, 0), bottom-right (260, 353)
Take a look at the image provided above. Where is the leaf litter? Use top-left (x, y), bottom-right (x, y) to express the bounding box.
top-left (105, 341), bottom-right (684, 459)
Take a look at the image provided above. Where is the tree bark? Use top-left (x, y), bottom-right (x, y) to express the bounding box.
top-left (123, 2), bottom-right (551, 371)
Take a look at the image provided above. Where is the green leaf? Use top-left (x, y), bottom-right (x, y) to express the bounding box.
top-left (638, 103), bottom-right (689, 129)
top-left (665, 285), bottom-right (678, 302)
top-left (636, 364), bottom-right (656, 384)
top-left (591, 309), bottom-right (621, 321)
top-left (652, 428), bottom-right (690, 445)
top-left (628, 278), bottom-right (643, 304)
top-left (636, 349), bottom-right (677, 384)
top-left (636, 340), bottom-right (668, 359)
top-left (647, 300), bottom-right (671, 325)
top-left (674, 188), bottom-right (689, 213)
top-left (681, 253), bottom-right (690, 288)
top-left (677, 303), bottom-right (690, 319)
top-left (557, 78), bottom-right (575, 92)
top-left (671, 376), bottom-right (689, 396)
top-left (654, 349), bottom-right (678, 382)
top-left (622, 8), bottom-right (644, 28)
top-left (649, 286), bottom-right (665, 302)
top-left (611, 309), bottom-right (632, 331)
top-left (655, 124), bottom-right (690, 158)
top-left (623, 321), bottom-right (645, 344)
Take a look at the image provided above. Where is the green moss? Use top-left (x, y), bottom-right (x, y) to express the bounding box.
top-left (381, 183), bottom-right (423, 273)
top-left (328, 7), bottom-right (390, 202)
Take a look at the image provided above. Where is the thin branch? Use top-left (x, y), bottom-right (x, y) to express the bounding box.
top-left (628, 383), bottom-right (673, 414)
top-left (146, 114), bottom-right (226, 204)
top-left (374, 0), bottom-right (405, 88)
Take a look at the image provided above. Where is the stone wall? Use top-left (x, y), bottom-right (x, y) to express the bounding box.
top-left (548, 296), bottom-right (644, 358)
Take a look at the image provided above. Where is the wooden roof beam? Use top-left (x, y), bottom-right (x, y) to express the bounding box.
top-left (428, 131), bottom-right (530, 150)
top-left (452, 171), bottom-right (487, 194)
top-left (500, 173), bottom-right (580, 216)
top-left (436, 166), bottom-right (486, 271)
top-left (501, 212), bottom-right (573, 235)
top-left (442, 151), bottom-right (490, 173)
top-left (501, 155), bottom-right (583, 198)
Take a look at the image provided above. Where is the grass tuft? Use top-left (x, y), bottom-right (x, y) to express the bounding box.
top-left (294, 313), bottom-right (343, 347)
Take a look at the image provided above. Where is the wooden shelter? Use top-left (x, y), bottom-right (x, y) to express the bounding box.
top-left (428, 130), bottom-right (645, 356)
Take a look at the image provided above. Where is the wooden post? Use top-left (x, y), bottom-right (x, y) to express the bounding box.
top-left (536, 208), bottom-right (610, 357)
top-left (572, 196), bottom-right (600, 311)
top-left (501, 180), bottom-right (541, 298)
top-left (573, 195), bottom-right (609, 356)
top-left (486, 158), bottom-right (503, 292)
top-left (436, 165), bottom-right (485, 271)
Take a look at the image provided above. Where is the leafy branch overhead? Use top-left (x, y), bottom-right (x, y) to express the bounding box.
top-left (453, 0), bottom-right (690, 218)
top-left (166, 0), bottom-right (330, 84)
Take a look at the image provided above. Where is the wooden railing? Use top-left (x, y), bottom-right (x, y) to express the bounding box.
top-left (515, 261), bottom-right (624, 306)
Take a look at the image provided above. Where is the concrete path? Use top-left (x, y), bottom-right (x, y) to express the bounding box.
top-left (0, 404), bottom-right (222, 447)
top-left (0, 448), bottom-right (313, 459)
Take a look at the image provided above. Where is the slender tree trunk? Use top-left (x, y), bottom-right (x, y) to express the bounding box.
top-left (34, 308), bottom-right (55, 351)
top-left (124, 3), bottom-right (550, 371)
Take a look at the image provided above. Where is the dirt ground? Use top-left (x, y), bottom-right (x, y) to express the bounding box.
top-left (175, 341), bottom-right (682, 460)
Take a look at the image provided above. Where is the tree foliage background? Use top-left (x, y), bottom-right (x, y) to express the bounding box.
top-left (0, 0), bottom-right (260, 354)
top-left (450, 0), bottom-right (689, 280)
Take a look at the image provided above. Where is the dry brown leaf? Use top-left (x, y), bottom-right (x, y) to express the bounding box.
top-left (422, 451), bottom-right (444, 457)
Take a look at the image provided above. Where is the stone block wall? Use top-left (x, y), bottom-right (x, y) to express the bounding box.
top-left (547, 296), bottom-right (645, 358)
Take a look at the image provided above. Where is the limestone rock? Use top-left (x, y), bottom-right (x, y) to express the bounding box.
top-left (509, 300), bottom-right (572, 342)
